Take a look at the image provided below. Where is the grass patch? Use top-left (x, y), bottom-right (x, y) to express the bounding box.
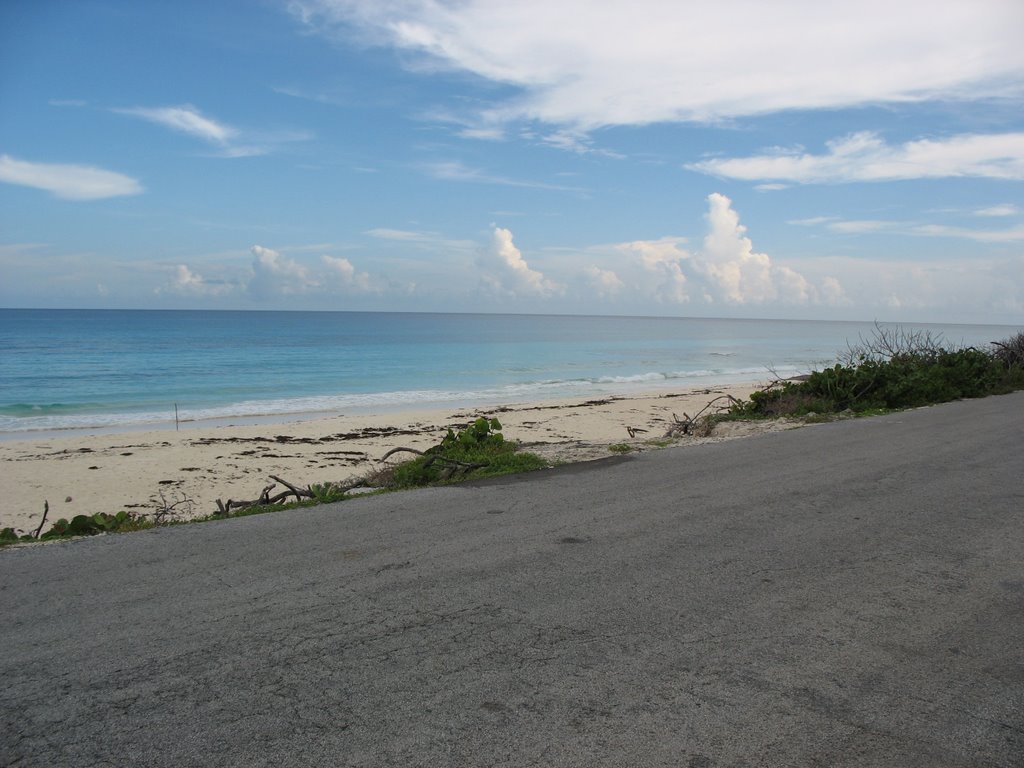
top-left (608, 443), bottom-right (634, 454)
top-left (644, 438), bottom-right (675, 448)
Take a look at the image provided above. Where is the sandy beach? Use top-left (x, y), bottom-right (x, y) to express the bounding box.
top-left (0, 383), bottom-right (800, 534)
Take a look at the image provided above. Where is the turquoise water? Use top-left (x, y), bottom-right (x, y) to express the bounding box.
top-left (0, 309), bottom-right (1018, 434)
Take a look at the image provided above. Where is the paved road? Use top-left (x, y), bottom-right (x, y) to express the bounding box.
top-left (2, 393), bottom-right (1022, 767)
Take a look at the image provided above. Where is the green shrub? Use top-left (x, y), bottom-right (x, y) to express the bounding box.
top-left (732, 326), bottom-right (1024, 419)
top-left (388, 417), bottom-right (546, 487)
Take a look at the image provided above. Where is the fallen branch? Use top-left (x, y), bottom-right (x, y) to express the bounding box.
top-left (33, 501), bottom-right (49, 539)
top-left (213, 475), bottom-right (374, 516)
top-left (380, 446), bottom-right (425, 461)
top-left (663, 394), bottom-right (742, 438)
top-left (380, 445), bottom-right (489, 482)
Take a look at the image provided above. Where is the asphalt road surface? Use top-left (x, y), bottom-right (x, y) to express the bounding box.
top-left (2, 393), bottom-right (1022, 767)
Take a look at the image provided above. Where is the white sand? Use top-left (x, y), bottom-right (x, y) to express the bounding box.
top-left (0, 384), bottom-right (799, 533)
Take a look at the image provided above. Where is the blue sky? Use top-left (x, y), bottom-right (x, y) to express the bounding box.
top-left (1, 0), bottom-right (1022, 323)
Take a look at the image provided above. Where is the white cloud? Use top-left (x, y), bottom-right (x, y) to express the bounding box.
top-left (365, 228), bottom-right (436, 241)
top-left (113, 105), bottom-right (284, 157)
top-left (0, 154), bottom-right (143, 200)
top-left (786, 253), bottom-right (1024, 318)
top-left (321, 254), bottom-right (373, 291)
top-left (584, 266), bottom-right (625, 297)
top-left (828, 220), bottom-right (898, 234)
top-left (789, 216), bottom-right (836, 227)
top-left (911, 224), bottom-right (1024, 243)
top-left (618, 194), bottom-right (839, 306)
top-left (975, 204), bottom-right (1019, 217)
top-left (790, 214), bottom-right (1024, 242)
top-left (292, 1), bottom-right (1024, 129)
top-left (482, 227), bottom-right (561, 297)
top-left (700, 193), bottom-right (814, 304)
top-left (249, 245), bottom-right (318, 296)
top-left (116, 105), bottom-right (237, 143)
top-left (158, 264), bottom-right (231, 296)
top-left (689, 131), bottom-right (1024, 183)
top-left (420, 160), bottom-right (582, 192)
top-left (618, 236), bottom-right (691, 303)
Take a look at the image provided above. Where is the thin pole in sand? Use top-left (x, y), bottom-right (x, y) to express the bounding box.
top-left (174, 403), bottom-right (179, 431)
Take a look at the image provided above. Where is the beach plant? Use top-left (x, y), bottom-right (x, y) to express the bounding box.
top-left (386, 417), bottom-right (546, 487)
top-left (1, 510), bottom-right (147, 546)
top-left (729, 326), bottom-right (1024, 419)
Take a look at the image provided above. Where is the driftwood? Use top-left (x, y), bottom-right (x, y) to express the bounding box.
top-left (380, 446), bottom-right (488, 481)
top-left (214, 475), bottom-right (369, 516)
top-left (33, 501), bottom-right (49, 539)
top-left (662, 394), bottom-right (742, 438)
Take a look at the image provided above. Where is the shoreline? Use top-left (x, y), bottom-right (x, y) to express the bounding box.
top-left (0, 383), bottom-right (787, 534)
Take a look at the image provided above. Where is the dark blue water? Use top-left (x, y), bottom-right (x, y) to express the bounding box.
top-left (0, 309), bottom-right (1017, 433)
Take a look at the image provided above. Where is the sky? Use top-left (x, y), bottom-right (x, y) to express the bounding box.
top-left (1, 0), bottom-right (1023, 323)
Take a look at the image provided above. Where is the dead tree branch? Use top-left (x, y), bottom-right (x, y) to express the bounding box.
top-left (33, 501), bottom-right (49, 539)
top-left (663, 394), bottom-right (742, 438)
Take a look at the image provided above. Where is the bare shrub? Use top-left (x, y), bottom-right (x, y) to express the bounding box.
top-left (991, 331), bottom-right (1024, 368)
top-left (840, 322), bottom-right (947, 366)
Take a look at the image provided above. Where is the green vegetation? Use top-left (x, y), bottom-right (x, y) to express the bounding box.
top-left (6, 328), bottom-right (1020, 548)
top-left (729, 326), bottom-right (1024, 419)
top-left (383, 417), bottom-right (547, 487)
top-left (1, 416), bottom-right (547, 547)
top-left (1, 510), bottom-right (152, 545)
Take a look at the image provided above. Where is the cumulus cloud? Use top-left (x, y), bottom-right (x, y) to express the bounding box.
top-left (249, 245), bottom-right (318, 296)
top-left (617, 237), bottom-right (691, 303)
top-left (321, 254), bottom-right (373, 291)
top-left (158, 264), bottom-right (230, 296)
top-left (0, 154), bottom-right (143, 200)
top-left (700, 193), bottom-right (814, 304)
top-left (689, 131), bottom-right (1024, 183)
top-left (291, 1), bottom-right (1024, 129)
top-left (785, 254), bottom-right (1024, 319)
top-left (619, 194), bottom-right (841, 306)
top-left (482, 227), bottom-right (561, 298)
top-left (584, 266), bottom-right (625, 297)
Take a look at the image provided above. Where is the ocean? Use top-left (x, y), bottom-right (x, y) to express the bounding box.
top-left (0, 309), bottom-right (1018, 435)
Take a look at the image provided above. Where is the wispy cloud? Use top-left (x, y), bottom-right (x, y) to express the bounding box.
top-left (365, 228), bottom-right (437, 242)
top-left (291, 0), bottom-right (1024, 129)
top-left (911, 224), bottom-right (1024, 243)
top-left (828, 220), bottom-right (900, 234)
top-left (113, 104), bottom-right (309, 157)
top-left (974, 204), bottom-right (1019, 217)
top-left (420, 160), bottom-right (583, 192)
top-left (115, 104), bottom-right (238, 143)
top-left (791, 214), bottom-right (1024, 242)
top-left (689, 131), bottom-right (1024, 183)
top-left (0, 154), bottom-right (143, 200)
